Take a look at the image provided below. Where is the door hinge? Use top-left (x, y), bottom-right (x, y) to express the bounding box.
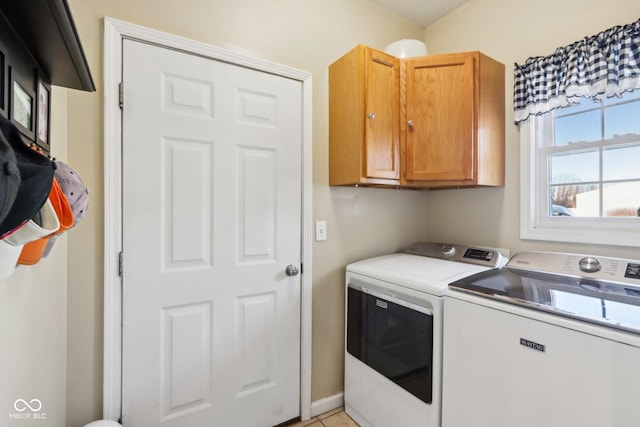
top-left (300, 263), bottom-right (303, 275)
top-left (118, 251), bottom-right (124, 277)
top-left (118, 82), bottom-right (124, 109)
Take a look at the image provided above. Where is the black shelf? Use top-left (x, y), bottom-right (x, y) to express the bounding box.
top-left (0, 0), bottom-right (95, 92)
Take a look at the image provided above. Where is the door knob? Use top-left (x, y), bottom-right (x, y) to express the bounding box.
top-left (285, 265), bottom-right (299, 276)
top-left (407, 119), bottom-right (414, 128)
top-left (367, 113), bottom-right (375, 120)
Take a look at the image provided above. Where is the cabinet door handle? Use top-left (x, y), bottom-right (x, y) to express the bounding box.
top-left (367, 113), bottom-right (375, 120)
top-left (407, 119), bottom-right (414, 128)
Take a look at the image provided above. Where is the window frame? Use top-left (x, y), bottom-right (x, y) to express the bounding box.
top-left (520, 117), bottom-right (640, 248)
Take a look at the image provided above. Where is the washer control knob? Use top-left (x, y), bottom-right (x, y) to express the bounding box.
top-left (579, 257), bottom-right (601, 273)
top-left (441, 244), bottom-right (455, 256)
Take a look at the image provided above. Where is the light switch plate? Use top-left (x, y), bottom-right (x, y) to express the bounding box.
top-left (315, 221), bottom-right (327, 241)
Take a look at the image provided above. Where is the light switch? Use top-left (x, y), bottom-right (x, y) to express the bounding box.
top-left (315, 221), bottom-right (327, 241)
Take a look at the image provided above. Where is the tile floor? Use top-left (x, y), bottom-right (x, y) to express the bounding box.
top-left (285, 406), bottom-right (359, 427)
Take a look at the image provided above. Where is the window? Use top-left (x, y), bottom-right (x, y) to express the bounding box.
top-left (516, 19), bottom-right (640, 247)
top-left (546, 90), bottom-right (640, 218)
top-left (520, 94), bottom-right (640, 247)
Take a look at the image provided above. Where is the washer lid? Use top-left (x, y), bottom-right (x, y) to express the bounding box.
top-left (449, 264), bottom-right (640, 335)
top-left (347, 253), bottom-right (497, 295)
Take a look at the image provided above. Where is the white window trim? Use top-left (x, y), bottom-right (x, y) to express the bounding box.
top-left (520, 118), bottom-right (640, 248)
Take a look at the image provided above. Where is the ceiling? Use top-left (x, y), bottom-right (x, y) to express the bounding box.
top-left (371, 0), bottom-right (469, 28)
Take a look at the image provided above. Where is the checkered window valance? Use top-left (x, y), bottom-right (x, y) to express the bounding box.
top-left (513, 18), bottom-right (640, 125)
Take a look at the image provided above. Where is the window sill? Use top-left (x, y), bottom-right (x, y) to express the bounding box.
top-left (520, 215), bottom-right (640, 248)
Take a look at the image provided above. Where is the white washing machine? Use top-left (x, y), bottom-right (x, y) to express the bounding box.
top-left (344, 242), bottom-right (507, 427)
top-left (443, 251), bottom-right (640, 427)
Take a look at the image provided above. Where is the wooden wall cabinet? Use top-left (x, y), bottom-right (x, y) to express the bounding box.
top-left (329, 47), bottom-right (505, 189)
top-left (403, 51), bottom-right (505, 188)
top-left (329, 45), bottom-right (401, 186)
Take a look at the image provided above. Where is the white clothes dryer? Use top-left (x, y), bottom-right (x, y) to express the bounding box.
top-left (344, 242), bottom-right (507, 427)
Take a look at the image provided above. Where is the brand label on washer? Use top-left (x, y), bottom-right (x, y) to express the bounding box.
top-left (376, 300), bottom-right (388, 309)
top-left (520, 338), bottom-right (545, 352)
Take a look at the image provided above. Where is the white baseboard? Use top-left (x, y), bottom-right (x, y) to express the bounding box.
top-left (310, 392), bottom-right (344, 418)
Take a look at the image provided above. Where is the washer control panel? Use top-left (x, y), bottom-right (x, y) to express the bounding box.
top-left (508, 251), bottom-right (640, 286)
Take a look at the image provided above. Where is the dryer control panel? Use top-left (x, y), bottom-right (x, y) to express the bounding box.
top-left (404, 242), bottom-right (507, 268)
top-left (463, 248), bottom-right (494, 262)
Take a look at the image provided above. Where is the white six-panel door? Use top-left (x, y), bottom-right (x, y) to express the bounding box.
top-left (121, 39), bottom-right (302, 427)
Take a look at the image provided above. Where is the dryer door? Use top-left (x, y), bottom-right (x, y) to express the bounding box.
top-left (347, 285), bottom-right (434, 403)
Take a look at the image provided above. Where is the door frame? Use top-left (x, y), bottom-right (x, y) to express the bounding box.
top-left (102, 17), bottom-right (313, 422)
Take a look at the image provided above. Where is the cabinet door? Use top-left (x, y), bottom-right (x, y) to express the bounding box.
top-left (364, 49), bottom-right (400, 180)
top-left (405, 53), bottom-right (475, 182)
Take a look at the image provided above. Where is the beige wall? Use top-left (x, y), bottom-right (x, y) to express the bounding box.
top-left (65, 0), bottom-right (427, 425)
top-left (1, 87), bottom-right (68, 427)
top-left (422, 0), bottom-right (640, 259)
top-left (61, 0), bottom-right (640, 425)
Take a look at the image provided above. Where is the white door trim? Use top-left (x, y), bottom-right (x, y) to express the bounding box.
top-left (103, 17), bottom-right (313, 422)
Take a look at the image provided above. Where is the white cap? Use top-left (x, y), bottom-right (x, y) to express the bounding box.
top-left (0, 199), bottom-right (60, 279)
